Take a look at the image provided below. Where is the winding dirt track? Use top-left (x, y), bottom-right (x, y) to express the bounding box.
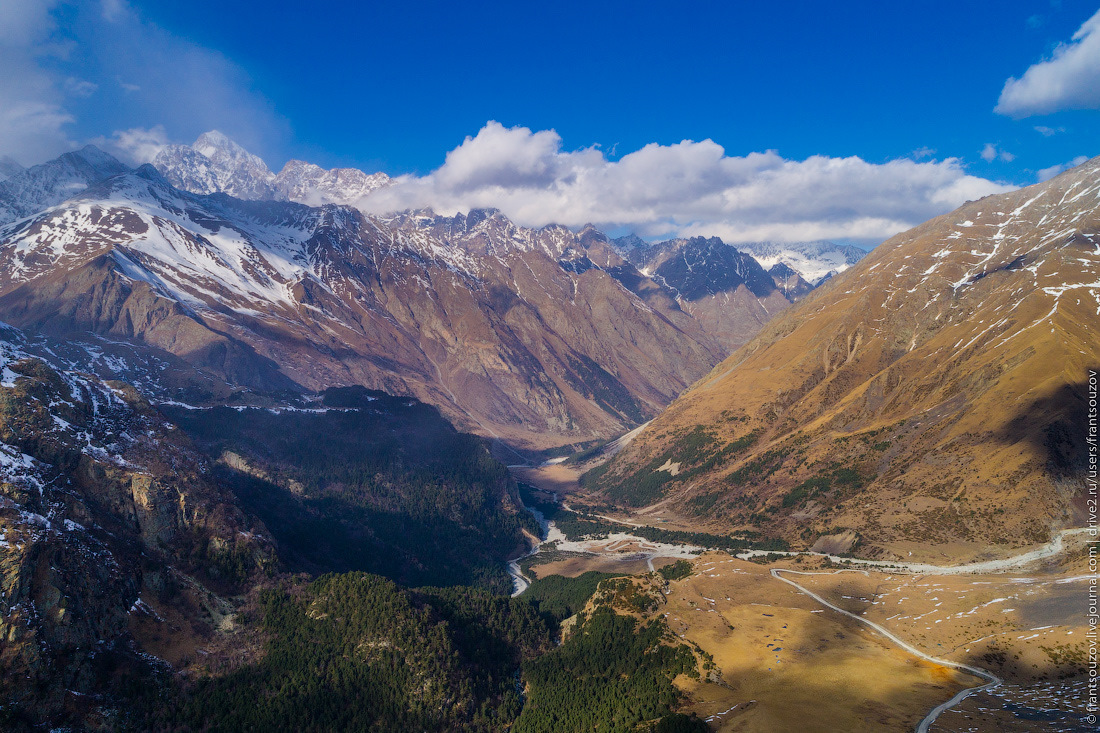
top-left (771, 568), bottom-right (1002, 733)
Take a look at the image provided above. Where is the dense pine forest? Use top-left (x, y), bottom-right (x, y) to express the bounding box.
top-left (121, 571), bottom-right (707, 732)
top-left (147, 573), bottom-right (553, 731)
top-left (129, 388), bottom-right (709, 732)
top-left (514, 607), bottom-right (707, 733)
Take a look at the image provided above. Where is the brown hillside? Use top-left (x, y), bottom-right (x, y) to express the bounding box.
top-left (591, 157), bottom-right (1100, 561)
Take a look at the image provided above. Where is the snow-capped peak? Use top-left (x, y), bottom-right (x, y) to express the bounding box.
top-left (152, 131), bottom-right (392, 209)
top-left (193, 130), bottom-right (254, 162)
top-left (0, 145), bottom-right (130, 226)
top-left (154, 131), bottom-right (277, 201)
top-left (734, 240), bottom-right (867, 285)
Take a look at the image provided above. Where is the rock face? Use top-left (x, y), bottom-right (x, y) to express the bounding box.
top-left (594, 156), bottom-right (1100, 560)
top-left (0, 319), bottom-right (544, 727)
top-left (0, 323), bottom-right (273, 725)
top-left (768, 262), bottom-right (815, 300)
top-left (0, 164), bottom-right (724, 450)
top-left (617, 235), bottom-right (803, 353)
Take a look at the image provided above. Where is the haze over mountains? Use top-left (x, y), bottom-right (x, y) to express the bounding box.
top-left (0, 134), bottom-right (860, 450)
top-left (593, 155), bottom-right (1099, 560)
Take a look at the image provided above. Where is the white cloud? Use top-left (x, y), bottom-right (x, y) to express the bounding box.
top-left (359, 122), bottom-right (1015, 244)
top-left (996, 9), bottom-right (1100, 116)
top-left (1037, 155), bottom-right (1089, 181)
top-left (1034, 125), bottom-right (1064, 136)
top-left (981, 143), bottom-right (1015, 162)
top-left (100, 0), bottom-right (126, 22)
top-left (911, 146), bottom-right (936, 159)
top-left (80, 8), bottom-right (288, 157)
top-left (0, 0), bottom-right (286, 166)
top-left (63, 77), bottom-right (98, 98)
top-left (0, 0), bottom-right (75, 164)
top-left (91, 124), bottom-right (169, 164)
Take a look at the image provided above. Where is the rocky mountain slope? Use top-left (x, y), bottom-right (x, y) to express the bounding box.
top-left (0, 321), bottom-right (274, 726)
top-left (591, 156), bottom-right (1099, 560)
top-left (0, 157), bottom-right (724, 450)
top-left (616, 235), bottom-right (809, 352)
top-left (0, 316), bottom-right (547, 729)
top-left (149, 133), bottom-right (841, 355)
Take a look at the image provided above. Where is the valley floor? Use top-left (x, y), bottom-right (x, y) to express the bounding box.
top-left (509, 460), bottom-right (1094, 732)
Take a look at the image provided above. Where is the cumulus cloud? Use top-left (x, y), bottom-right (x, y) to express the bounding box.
top-left (359, 122), bottom-right (1014, 244)
top-left (63, 77), bottom-right (98, 98)
top-left (996, 9), bottom-right (1100, 116)
top-left (1037, 155), bottom-right (1089, 182)
top-left (0, 0), bottom-right (286, 165)
top-left (981, 143), bottom-right (1015, 162)
top-left (90, 124), bottom-right (169, 164)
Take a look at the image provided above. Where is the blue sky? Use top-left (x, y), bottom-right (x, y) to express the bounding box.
top-left (2, 0), bottom-right (1099, 242)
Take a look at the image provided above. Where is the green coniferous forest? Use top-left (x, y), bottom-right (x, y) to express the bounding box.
top-left (513, 606), bottom-right (706, 733)
top-left (152, 573), bottom-right (553, 731)
top-left (132, 573), bottom-right (706, 732)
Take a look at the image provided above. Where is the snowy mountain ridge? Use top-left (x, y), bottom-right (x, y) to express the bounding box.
top-left (611, 234), bottom-right (866, 287)
top-left (0, 154), bottom-right (725, 449)
top-left (0, 164), bottom-right (476, 314)
top-left (0, 145), bottom-right (130, 226)
top-left (274, 159), bottom-right (391, 206)
top-left (733, 239), bottom-right (867, 285)
top-left (154, 131), bottom-right (392, 208)
top-left (154, 130), bottom-right (278, 200)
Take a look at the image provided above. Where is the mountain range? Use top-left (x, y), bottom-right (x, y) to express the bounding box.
top-left (0, 127), bottom-right (1094, 731)
top-left (0, 135), bottom-right (856, 451)
top-left (153, 131), bottom-right (392, 205)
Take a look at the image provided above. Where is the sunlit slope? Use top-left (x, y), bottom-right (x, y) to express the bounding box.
top-left (594, 157), bottom-right (1100, 560)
